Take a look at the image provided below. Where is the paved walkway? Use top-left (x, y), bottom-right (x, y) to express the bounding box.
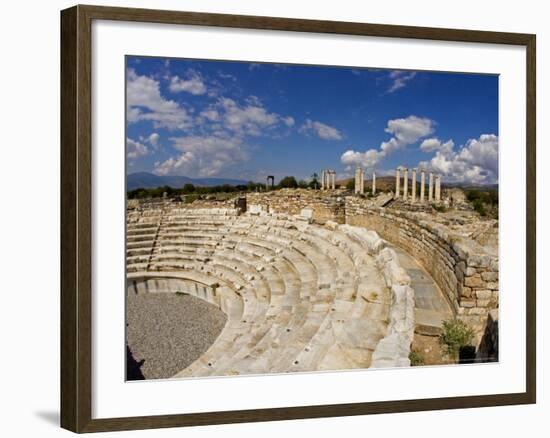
top-left (390, 245), bottom-right (453, 335)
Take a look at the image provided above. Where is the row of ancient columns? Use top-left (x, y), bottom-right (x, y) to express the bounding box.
top-left (354, 167), bottom-right (376, 195)
top-left (321, 169), bottom-right (336, 190)
top-left (395, 167), bottom-right (441, 202)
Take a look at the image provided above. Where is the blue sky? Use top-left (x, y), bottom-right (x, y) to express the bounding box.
top-left (126, 56), bottom-right (498, 184)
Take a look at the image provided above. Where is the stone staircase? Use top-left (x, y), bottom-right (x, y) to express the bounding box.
top-left (127, 207), bottom-right (415, 377)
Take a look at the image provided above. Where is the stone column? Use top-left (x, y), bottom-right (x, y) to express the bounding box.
top-left (411, 168), bottom-right (417, 202)
top-left (435, 175), bottom-right (441, 202)
top-left (321, 170), bottom-right (325, 190)
top-left (331, 171), bottom-right (336, 190)
top-left (395, 168), bottom-right (401, 199)
top-left (403, 168), bottom-right (408, 201)
top-left (420, 169), bottom-right (425, 202)
top-left (372, 171), bottom-right (376, 195)
top-left (354, 167), bottom-right (363, 194)
top-left (360, 171), bottom-right (364, 193)
top-left (428, 172), bottom-right (434, 202)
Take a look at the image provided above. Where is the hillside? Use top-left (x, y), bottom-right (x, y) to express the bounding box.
top-left (127, 172), bottom-right (250, 191)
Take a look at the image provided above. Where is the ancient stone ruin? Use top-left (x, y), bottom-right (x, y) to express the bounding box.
top-left (127, 171), bottom-right (498, 378)
top-left (394, 167), bottom-right (442, 203)
top-left (321, 169), bottom-right (336, 190)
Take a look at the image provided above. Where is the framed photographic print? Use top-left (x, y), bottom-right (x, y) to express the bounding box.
top-left (60, 4), bottom-right (536, 433)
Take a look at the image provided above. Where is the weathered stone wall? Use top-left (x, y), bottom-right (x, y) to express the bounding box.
top-left (127, 198), bottom-right (237, 212)
top-left (344, 197), bottom-right (498, 337)
top-left (246, 189), bottom-right (346, 223)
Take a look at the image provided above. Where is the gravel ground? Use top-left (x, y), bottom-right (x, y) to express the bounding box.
top-left (126, 293), bottom-right (227, 380)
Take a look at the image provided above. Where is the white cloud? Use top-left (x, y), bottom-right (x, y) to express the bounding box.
top-left (169, 72), bottom-right (207, 95)
top-left (420, 138), bottom-right (442, 152)
top-left (199, 109), bottom-right (220, 122)
top-left (283, 116), bottom-right (295, 127)
top-left (154, 135), bottom-right (248, 177)
top-left (217, 97), bottom-right (281, 136)
top-left (299, 119), bottom-right (343, 140)
top-left (340, 115), bottom-right (434, 169)
top-left (385, 115), bottom-right (434, 144)
top-left (154, 95), bottom-right (295, 178)
top-left (420, 138), bottom-right (454, 155)
top-left (148, 132), bottom-right (160, 149)
top-left (341, 149), bottom-right (384, 169)
top-left (126, 69), bottom-right (193, 130)
top-left (218, 71), bottom-right (237, 82)
top-left (126, 137), bottom-right (149, 160)
top-left (458, 134), bottom-right (498, 174)
top-left (387, 70), bottom-right (417, 93)
top-left (418, 134), bottom-right (498, 184)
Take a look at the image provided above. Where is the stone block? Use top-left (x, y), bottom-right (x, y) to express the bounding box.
top-left (461, 287), bottom-right (473, 298)
top-left (467, 307), bottom-right (489, 316)
top-left (486, 281), bottom-right (499, 290)
top-left (248, 204), bottom-right (263, 215)
top-left (476, 289), bottom-right (492, 300)
top-left (481, 271), bottom-right (498, 282)
top-left (467, 254), bottom-right (491, 268)
top-left (464, 276), bottom-right (483, 288)
top-left (460, 299), bottom-right (476, 308)
top-left (300, 208), bottom-right (314, 219)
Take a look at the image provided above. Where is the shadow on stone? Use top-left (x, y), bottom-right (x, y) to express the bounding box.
top-left (458, 345), bottom-right (477, 364)
top-left (476, 310), bottom-right (499, 363)
top-left (126, 344), bottom-right (145, 380)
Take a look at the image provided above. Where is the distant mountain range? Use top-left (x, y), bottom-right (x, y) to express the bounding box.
top-left (127, 172), bottom-right (250, 191)
top-left (128, 172), bottom-right (498, 192)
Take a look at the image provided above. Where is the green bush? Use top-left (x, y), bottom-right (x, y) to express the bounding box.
top-left (182, 183), bottom-right (195, 194)
top-left (184, 194), bottom-right (200, 204)
top-left (472, 199), bottom-right (487, 216)
top-left (278, 176), bottom-right (298, 189)
top-left (439, 318), bottom-right (475, 360)
top-left (409, 350), bottom-right (425, 366)
top-left (465, 188), bottom-right (498, 218)
top-left (432, 203), bottom-right (447, 213)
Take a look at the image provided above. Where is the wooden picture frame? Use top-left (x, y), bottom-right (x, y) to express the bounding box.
top-left (60, 4), bottom-right (536, 433)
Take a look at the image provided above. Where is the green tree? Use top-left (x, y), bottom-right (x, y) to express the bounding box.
top-left (182, 183), bottom-right (195, 194)
top-left (309, 172), bottom-right (319, 190)
top-left (278, 176), bottom-right (298, 188)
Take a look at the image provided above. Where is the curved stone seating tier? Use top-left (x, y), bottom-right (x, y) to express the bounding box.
top-left (126, 207), bottom-right (415, 377)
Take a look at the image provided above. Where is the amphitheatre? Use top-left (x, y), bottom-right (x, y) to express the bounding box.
top-left (126, 167), bottom-right (499, 380)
